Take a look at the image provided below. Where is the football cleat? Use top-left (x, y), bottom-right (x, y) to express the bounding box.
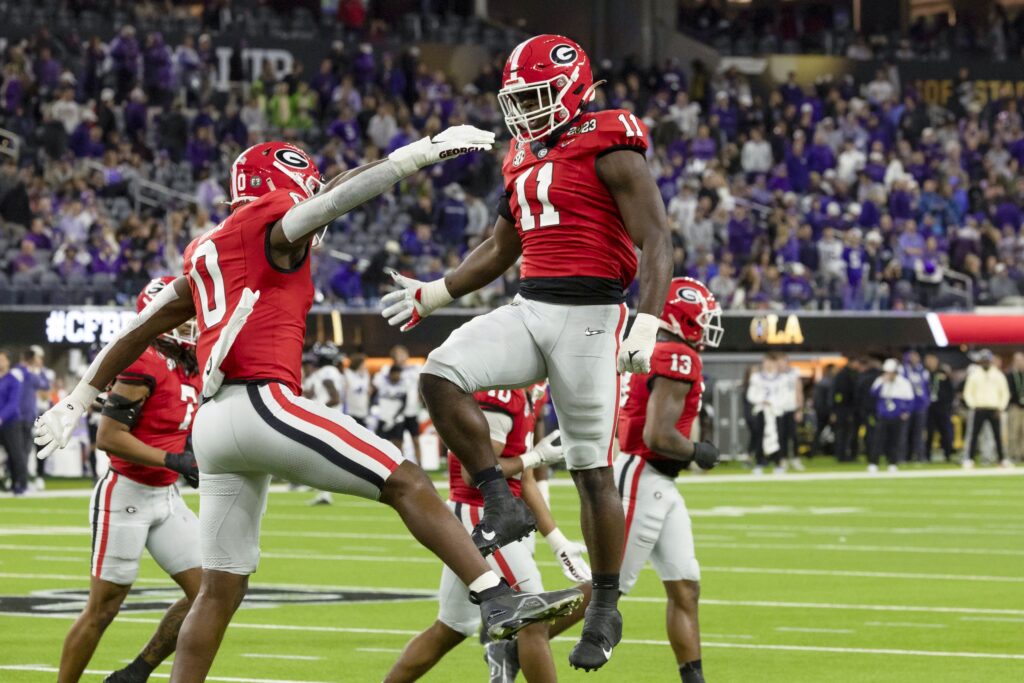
top-left (472, 496), bottom-right (536, 556)
top-left (568, 603), bottom-right (622, 672)
top-left (472, 580), bottom-right (583, 641)
top-left (104, 667), bottom-right (146, 683)
top-left (484, 638), bottom-right (520, 683)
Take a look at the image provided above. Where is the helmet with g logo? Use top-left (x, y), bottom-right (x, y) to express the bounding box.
top-left (498, 34), bottom-right (596, 142)
top-left (229, 141), bottom-right (323, 209)
top-left (660, 277), bottom-right (723, 349)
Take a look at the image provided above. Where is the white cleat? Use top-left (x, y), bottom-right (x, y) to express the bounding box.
top-left (887, 464), bottom-right (899, 473)
top-left (752, 466), bottom-right (764, 476)
top-left (866, 464), bottom-right (879, 473)
top-left (772, 466), bottom-right (787, 476)
top-left (308, 491), bottom-right (334, 506)
top-left (961, 459), bottom-right (975, 469)
top-left (789, 457), bottom-right (806, 471)
top-left (1000, 459), bottom-right (1015, 468)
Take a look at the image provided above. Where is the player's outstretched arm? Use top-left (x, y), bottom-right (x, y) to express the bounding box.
top-left (643, 376), bottom-right (719, 469)
top-left (381, 215), bottom-right (521, 331)
top-left (272, 125), bottom-right (495, 249)
top-left (34, 278), bottom-right (196, 458)
top-left (597, 149), bottom-right (673, 374)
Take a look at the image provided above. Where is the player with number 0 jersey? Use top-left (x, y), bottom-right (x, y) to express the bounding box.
top-left (36, 132), bottom-right (582, 683)
top-left (57, 277), bottom-right (202, 683)
top-left (616, 277), bottom-right (723, 683)
top-left (382, 33), bottom-right (673, 671)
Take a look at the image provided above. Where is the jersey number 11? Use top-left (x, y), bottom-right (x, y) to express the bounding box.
top-left (513, 162), bottom-right (560, 231)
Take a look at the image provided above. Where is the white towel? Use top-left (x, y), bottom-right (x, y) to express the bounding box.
top-left (201, 288), bottom-right (260, 399)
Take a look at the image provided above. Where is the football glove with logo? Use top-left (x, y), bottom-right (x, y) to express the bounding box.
top-left (165, 449), bottom-right (200, 488)
top-left (389, 125), bottom-right (496, 176)
top-left (34, 385), bottom-right (101, 459)
top-left (519, 430), bottom-right (563, 470)
top-left (546, 528), bottom-right (592, 583)
top-left (381, 270), bottom-right (454, 332)
top-left (617, 313), bottom-right (660, 375)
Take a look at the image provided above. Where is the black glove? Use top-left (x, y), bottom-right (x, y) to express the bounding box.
top-left (692, 441), bottom-right (720, 470)
top-left (164, 450), bottom-right (199, 488)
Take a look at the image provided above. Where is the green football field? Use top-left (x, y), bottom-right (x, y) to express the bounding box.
top-left (1, 465), bottom-right (1022, 682)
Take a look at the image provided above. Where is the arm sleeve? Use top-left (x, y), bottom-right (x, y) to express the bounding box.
top-left (496, 191), bottom-right (514, 222)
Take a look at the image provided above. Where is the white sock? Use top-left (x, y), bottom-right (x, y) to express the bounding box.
top-left (537, 479), bottom-right (551, 508)
top-left (468, 571), bottom-right (501, 594)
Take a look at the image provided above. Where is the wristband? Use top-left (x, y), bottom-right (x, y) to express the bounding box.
top-left (629, 312), bottom-right (661, 342)
top-left (419, 278), bottom-right (454, 310)
top-left (545, 527), bottom-right (569, 552)
top-left (388, 137), bottom-right (432, 176)
top-left (519, 448), bottom-right (541, 470)
top-left (69, 383), bottom-right (101, 408)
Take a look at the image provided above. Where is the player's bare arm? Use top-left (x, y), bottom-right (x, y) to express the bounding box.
top-left (597, 148), bottom-right (673, 374)
top-left (643, 376), bottom-right (698, 460)
top-left (34, 277), bottom-right (195, 458)
top-left (382, 215), bottom-right (522, 331)
top-left (95, 382), bottom-right (164, 467)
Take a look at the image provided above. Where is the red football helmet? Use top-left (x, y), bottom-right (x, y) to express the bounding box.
top-left (498, 34), bottom-right (597, 142)
top-left (660, 277), bottom-right (723, 349)
top-left (137, 277), bottom-right (197, 346)
top-left (229, 141), bottom-right (323, 209)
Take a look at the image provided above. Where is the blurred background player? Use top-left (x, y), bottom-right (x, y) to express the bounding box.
top-left (302, 343), bottom-right (345, 505)
top-left (14, 346), bottom-right (51, 490)
top-left (58, 277), bottom-right (202, 683)
top-left (746, 353), bottom-right (787, 475)
top-left (382, 34), bottom-right (673, 670)
top-left (37, 132), bottom-right (583, 683)
top-left (900, 350), bottom-right (930, 463)
top-left (775, 352), bottom-right (805, 471)
top-left (373, 345), bottom-right (422, 464)
top-left (616, 277), bottom-right (722, 683)
top-left (343, 352), bottom-right (371, 428)
top-left (962, 349), bottom-right (1010, 468)
top-left (0, 350), bottom-right (28, 495)
top-left (385, 386), bottom-right (589, 683)
top-left (924, 354), bottom-right (954, 463)
top-left (1006, 353), bottom-right (1024, 466)
top-left (372, 362), bottom-right (416, 458)
top-left (868, 359), bottom-right (915, 472)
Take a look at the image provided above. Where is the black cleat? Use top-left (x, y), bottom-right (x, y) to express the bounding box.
top-left (484, 638), bottom-right (520, 683)
top-left (104, 668), bottom-right (147, 683)
top-left (568, 603), bottom-right (623, 672)
top-left (472, 496), bottom-right (536, 556)
top-left (472, 580), bottom-right (583, 641)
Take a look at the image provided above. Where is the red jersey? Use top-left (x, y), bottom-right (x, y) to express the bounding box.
top-left (618, 341), bottom-right (703, 470)
top-left (448, 389), bottom-right (537, 506)
top-left (500, 109), bottom-right (649, 305)
top-left (183, 189), bottom-right (313, 395)
top-left (110, 346), bottom-right (201, 486)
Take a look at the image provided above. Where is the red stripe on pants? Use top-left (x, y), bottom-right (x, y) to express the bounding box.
top-left (622, 458), bottom-right (645, 548)
top-left (94, 472), bottom-right (119, 576)
top-left (607, 303), bottom-right (629, 466)
top-left (269, 382), bottom-right (400, 473)
top-left (469, 504), bottom-right (518, 588)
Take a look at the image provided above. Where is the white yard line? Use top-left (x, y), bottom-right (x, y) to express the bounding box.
top-left (0, 664), bottom-right (333, 683)
top-left (775, 627), bottom-right (854, 634)
top-left (702, 565), bottom-right (1024, 584)
top-left (959, 616), bottom-right (1024, 623)
top-left (699, 541), bottom-right (1024, 557)
top-left (240, 653), bottom-right (323, 661)
top-left (695, 598), bottom-right (1024, 617)
top-left (355, 648), bottom-right (404, 653)
top-left (865, 621), bottom-right (947, 629)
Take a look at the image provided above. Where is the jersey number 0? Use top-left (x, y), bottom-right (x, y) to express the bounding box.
top-left (189, 240), bottom-right (227, 327)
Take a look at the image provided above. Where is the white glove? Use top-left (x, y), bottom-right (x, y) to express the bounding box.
top-left (388, 125), bottom-right (495, 176)
top-left (617, 313), bottom-right (660, 375)
top-left (380, 269), bottom-right (453, 332)
top-left (546, 528), bottom-right (592, 583)
top-left (519, 430), bottom-right (562, 470)
top-left (529, 382), bottom-right (548, 406)
top-left (34, 384), bottom-right (99, 459)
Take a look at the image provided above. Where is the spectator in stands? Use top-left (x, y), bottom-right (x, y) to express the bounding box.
top-left (924, 353), bottom-right (954, 462)
top-left (0, 350), bottom-right (26, 495)
top-left (962, 350), bottom-right (1011, 467)
top-left (869, 358), bottom-right (915, 472)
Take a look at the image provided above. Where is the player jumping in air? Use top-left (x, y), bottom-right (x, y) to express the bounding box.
top-left (57, 278), bottom-right (202, 683)
top-left (382, 34), bottom-right (673, 670)
top-left (36, 130), bottom-right (582, 683)
top-left (616, 277), bottom-right (723, 683)
top-left (385, 385), bottom-right (592, 683)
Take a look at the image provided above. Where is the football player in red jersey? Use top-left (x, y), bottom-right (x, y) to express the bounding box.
top-left (36, 130), bottom-right (582, 683)
top-left (616, 277), bottom-right (723, 683)
top-left (57, 278), bottom-right (202, 683)
top-left (382, 34), bottom-right (673, 670)
top-left (385, 386), bottom-right (591, 683)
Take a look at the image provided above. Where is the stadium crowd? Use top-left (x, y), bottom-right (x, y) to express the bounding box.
top-left (3, 4), bottom-right (1024, 313)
